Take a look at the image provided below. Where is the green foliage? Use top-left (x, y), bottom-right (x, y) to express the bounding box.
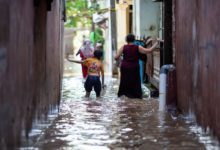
top-left (65, 0), bottom-right (99, 28)
top-left (90, 28), bottom-right (105, 45)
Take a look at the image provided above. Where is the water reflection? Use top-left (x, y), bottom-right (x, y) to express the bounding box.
top-left (19, 77), bottom-right (219, 150)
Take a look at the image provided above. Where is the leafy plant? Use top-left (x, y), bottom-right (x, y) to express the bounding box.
top-left (65, 0), bottom-right (99, 28)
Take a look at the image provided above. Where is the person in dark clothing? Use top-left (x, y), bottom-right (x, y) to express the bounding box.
top-left (114, 34), bottom-right (159, 99)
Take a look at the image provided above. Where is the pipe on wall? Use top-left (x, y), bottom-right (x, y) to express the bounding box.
top-left (159, 64), bottom-right (175, 111)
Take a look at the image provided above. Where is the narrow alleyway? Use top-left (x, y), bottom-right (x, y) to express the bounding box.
top-left (2, 1), bottom-right (220, 149)
top-left (19, 61), bottom-right (219, 150)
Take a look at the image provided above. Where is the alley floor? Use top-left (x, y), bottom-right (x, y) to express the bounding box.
top-left (19, 74), bottom-right (219, 150)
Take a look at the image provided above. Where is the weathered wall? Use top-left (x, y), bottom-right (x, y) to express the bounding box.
top-left (116, 3), bottom-right (130, 49)
top-left (133, 0), bottom-right (161, 37)
top-left (0, 0), bottom-right (64, 148)
top-left (133, 0), bottom-right (161, 88)
top-left (64, 28), bottom-right (75, 57)
top-left (174, 0), bottom-right (220, 138)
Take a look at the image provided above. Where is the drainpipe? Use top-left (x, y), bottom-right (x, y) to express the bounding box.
top-left (159, 64), bottom-right (175, 111)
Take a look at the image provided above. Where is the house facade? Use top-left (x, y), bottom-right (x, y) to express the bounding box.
top-left (133, 0), bottom-right (162, 88)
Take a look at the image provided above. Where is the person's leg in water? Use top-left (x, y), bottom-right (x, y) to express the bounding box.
top-left (85, 91), bottom-right (90, 97)
top-left (84, 76), bottom-right (93, 97)
top-left (94, 77), bottom-right (101, 98)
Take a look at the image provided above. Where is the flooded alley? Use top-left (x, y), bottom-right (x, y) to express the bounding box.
top-left (2, 0), bottom-right (220, 149)
top-left (20, 74), bottom-right (219, 150)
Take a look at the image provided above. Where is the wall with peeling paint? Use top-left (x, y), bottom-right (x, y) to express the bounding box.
top-left (174, 0), bottom-right (220, 139)
top-left (0, 0), bottom-right (64, 148)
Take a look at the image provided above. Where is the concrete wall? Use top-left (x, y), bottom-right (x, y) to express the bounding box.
top-left (133, 0), bottom-right (161, 37)
top-left (64, 28), bottom-right (75, 57)
top-left (116, 0), bottom-right (133, 50)
top-left (116, 4), bottom-right (129, 49)
top-left (133, 0), bottom-right (161, 88)
top-left (99, 0), bottom-right (113, 76)
top-left (0, 0), bottom-right (64, 148)
top-left (174, 0), bottom-right (220, 139)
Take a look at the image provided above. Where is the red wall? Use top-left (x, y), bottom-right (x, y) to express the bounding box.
top-left (0, 0), bottom-right (64, 148)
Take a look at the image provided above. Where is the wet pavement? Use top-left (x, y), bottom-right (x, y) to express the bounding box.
top-left (19, 75), bottom-right (219, 150)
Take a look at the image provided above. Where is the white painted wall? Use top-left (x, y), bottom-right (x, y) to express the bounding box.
top-left (105, 1), bottom-right (113, 76)
top-left (98, 0), bottom-right (113, 76)
top-left (133, 0), bottom-right (161, 38)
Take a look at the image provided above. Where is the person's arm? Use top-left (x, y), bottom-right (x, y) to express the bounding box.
top-left (66, 57), bottom-right (83, 64)
top-left (76, 49), bottom-right (80, 56)
top-left (100, 64), bottom-right (105, 88)
top-left (114, 46), bottom-right (123, 60)
top-left (145, 37), bottom-right (153, 46)
top-left (138, 40), bottom-right (159, 54)
top-left (157, 38), bottom-right (164, 43)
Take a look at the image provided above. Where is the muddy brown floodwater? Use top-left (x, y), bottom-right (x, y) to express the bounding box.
top-left (19, 77), bottom-right (219, 150)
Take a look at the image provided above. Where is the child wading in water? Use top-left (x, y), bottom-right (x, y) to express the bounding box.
top-left (67, 50), bottom-right (105, 98)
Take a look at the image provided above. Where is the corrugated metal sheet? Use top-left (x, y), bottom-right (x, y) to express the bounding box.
top-left (174, 0), bottom-right (220, 138)
top-left (0, 0), bottom-right (64, 148)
